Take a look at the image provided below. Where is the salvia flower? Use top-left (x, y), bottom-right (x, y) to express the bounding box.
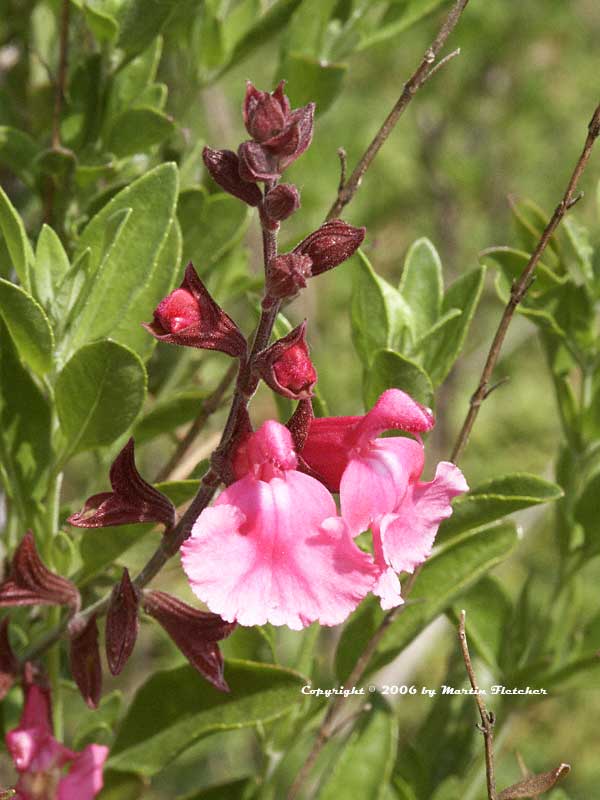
top-left (202, 147), bottom-right (263, 207)
top-left (143, 263), bottom-right (247, 358)
top-left (238, 81), bottom-right (315, 182)
top-left (265, 253), bottom-right (312, 300)
top-left (293, 219), bottom-right (365, 276)
top-left (68, 438), bottom-right (175, 531)
top-left (68, 615), bottom-right (102, 710)
top-left (0, 617), bottom-right (18, 701)
top-left (255, 322), bottom-right (317, 400)
top-left (143, 591), bottom-right (235, 692)
top-left (300, 389), bottom-right (468, 609)
top-left (0, 532), bottom-right (80, 611)
top-left (6, 679), bottom-right (108, 799)
top-left (181, 420), bottom-right (378, 630)
top-left (105, 569), bottom-right (139, 677)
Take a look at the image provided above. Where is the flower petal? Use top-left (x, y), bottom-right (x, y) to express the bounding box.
top-left (377, 461), bottom-right (469, 575)
top-left (351, 388), bottom-right (434, 448)
top-left (340, 437), bottom-right (424, 535)
top-left (181, 473), bottom-right (376, 629)
top-left (58, 744), bottom-right (109, 800)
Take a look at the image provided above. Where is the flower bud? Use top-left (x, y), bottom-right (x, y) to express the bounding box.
top-left (243, 81), bottom-right (290, 140)
top-left (0, 617), bottom-right (18, 700)
top-left (68, 614), bottom-right (102, 709)
top-left (237, 141), bottom-right (280, 183)
top-left (255, 322), bottom-right (317, 400)
top-left (68, 438), bottom-right (175, 531)
top-left (0, 532), bottom-right (80, 611)
top-left (266, 253), bottom-right (312, 300)
top-left (143, 263), bottom-right (247, 358)
top-left (293, 219), bottom-right (365, 276)
top-left (105, 569), bottom-right (139, 676)
top-left (202, 147), bottom-right (262, 207)
top-left (261, 184), bottom-right (300, 230)
top-left (143, 591), bottom-right (235, 692)
top-left (286, 399), bottom-right (314, 453)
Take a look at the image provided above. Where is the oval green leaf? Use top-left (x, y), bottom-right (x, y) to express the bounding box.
top-left (0, 278), bottom-right (54, 375)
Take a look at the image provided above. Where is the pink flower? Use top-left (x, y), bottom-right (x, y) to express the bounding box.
top-left (300, 389), bottom-right (469, 609)
top-left (181, 421), bottom-right (378, 630)
top-left (6, 681), bottom-right (108, 800)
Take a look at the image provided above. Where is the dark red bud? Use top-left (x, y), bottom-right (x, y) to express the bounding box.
top-left (270, 104), bottom-right (315, 171)
top-left (202, 147), bottom-right (262, 207)
top-left (0, 617), bottom-right (18, 700)
top-left (69, 438), bottom-right (175, 531)
top-left (266, 253), bottom-right (312, 300)
top-left (243, 81), bottom-right (290, 140)
top-left (255, 321), bottom-right (317, 400)
top-left (69, 614), bottom-right (102, 709)
top-left (0, 532), bottom-right (80, 611)
top-left (286, 399), bottom-right (314, 453)
top-left (261, 184), bottom-right (300, 230)
top-left (143, 591), bottom-right (235, 692)
top-left (293, 219), bottom-right (365, 276)
top-left (105, 569), bottom-right (139, 676)
top-left (143, 263), bottom-right (247, 358)
top-left (237, 141), bottom-right (280, 183)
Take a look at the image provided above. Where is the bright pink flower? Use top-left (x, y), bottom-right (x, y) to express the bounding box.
top-left (300, 389), bottom-right (468, 609)
top-left (181, 421), bottom-right (378, 630)
top-left (6, 682), bottom-right (108, 800)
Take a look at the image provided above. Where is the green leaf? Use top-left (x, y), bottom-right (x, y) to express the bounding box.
top-left (97, 770), bottom-right (144, 800)
top-left (56, 340), bottom-right (147, 455)
top-left (357, 0), bottom-right (448, 51)
top-left (438, 473), bottom-right (563, 542)
top-left (117, 0), bottom-right (179, 59)
top-left (106, 108), bottom-right (174, 157)
top-left (178, 189), bottom-right (249, 270)
top-left (133, 390), bottom-right (206, 443)
top-left (425, 265), bottom-right (486, 386)
top-left (110, 217), bottom-right (182, 358)
top-left (575, 470), bottom-right (600, 537)
top-left (351, 251), bottom-right (411, 366)
top-left (179, 779), bottom-right (254, 800)
top-left (0, 183), bottom-right (33, 290)
top-left (481, 246), bottom-right (565, 295)
top-left (277, 54), bottom-right (347, 114)
top-left (318, 695), bottom-right (398, 800)
top-left (108, 660), bottom-right (305, 776)
top-left (335, 522), bottom-right (518, 680)
top-left (0, 279), bottom-right (54, 376)
top-left (364, 349), bottom-right (434, 409)
top-left (70, 163), bottom-right (178, 352)
top-left (0, 126), bottom-right (40, 186)
top-left (34, 224), bottom-right (70, 311)
top-left (509, 196), bottom-right (561, 268)
top-left (0, 326), bottom-right (51, 510)
top-left (76, 523), bottom-right (158, 587)
top-left (449, 576), bottom-right (512, 670)
top-left (399, 238), bottom-right (443, 340)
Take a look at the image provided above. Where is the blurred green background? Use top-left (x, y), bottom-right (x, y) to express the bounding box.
top-left (2, 0), bottom-right (600, 797)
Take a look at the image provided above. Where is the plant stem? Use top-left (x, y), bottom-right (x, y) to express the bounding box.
top-left (450, 103), bottom-right (600, 463)
top-left (458, 610), bottom-right (497, 800)
top-left (326, 0), bottom-right (468, 221)
top-left (44, 0), bottom-right (70, 226)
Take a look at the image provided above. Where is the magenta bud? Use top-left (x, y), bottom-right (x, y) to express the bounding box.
top-left (68, 614), bottom-right (102, 709)
top-left (255, 321), bottom-right (317, 400)
top-left (68, 438), bottom-right (175, 531)
top-left (0, 531), bottom-right (80, 611)
top-left (202, 147), bottom-right (262, 207)
top-left (0, 617), bottom-right (18, 700)
top-left (105, 569), bottom-right (139, 676)
top-left (143, 263), bottom-right (247, 358)
top-left (261, 184), bottom-right (300, 230)
top-left (266, 253), bottom-right (312, 300)
top-left (143, 591), bottom-right (235, 692)
top-left (293, 219), bottom-right (366, 276)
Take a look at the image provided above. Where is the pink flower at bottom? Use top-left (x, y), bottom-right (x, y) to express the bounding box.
top-left (6, 682), bottom-right (108, 800)
top-left (181, 421), bottom-right (378, 630)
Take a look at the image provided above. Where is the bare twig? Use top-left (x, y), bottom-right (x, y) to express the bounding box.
top-left (450, 103), bottom-right (600, 463)
top-left (326, 0), bottom-right (469, 221)
top-left (154, 361), bottom-right (237, 483)
top-left (459, 610), bottom-right (497, 800)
